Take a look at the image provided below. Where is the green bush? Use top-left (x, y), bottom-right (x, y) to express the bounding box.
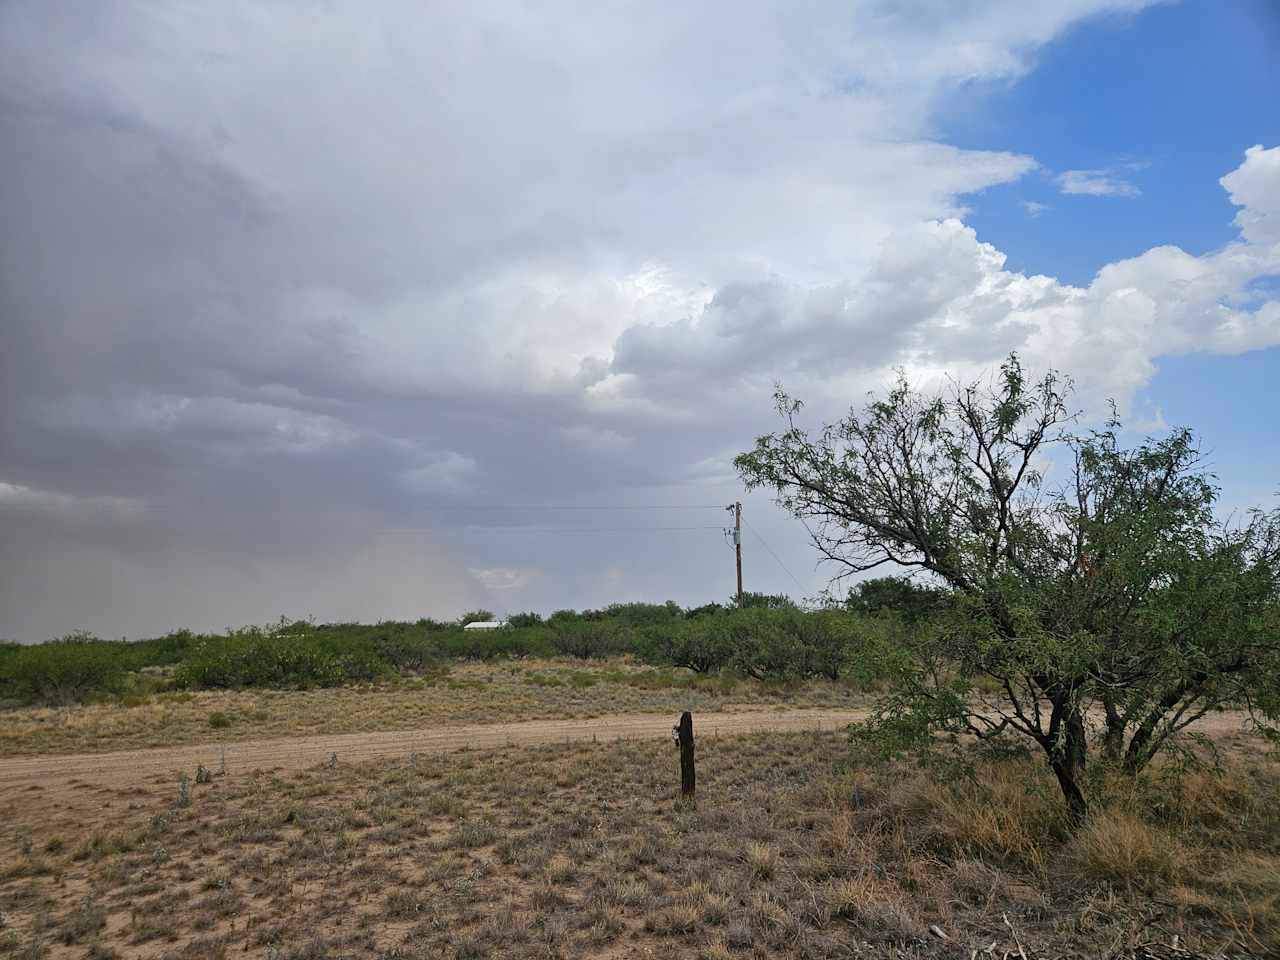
top-left (719, 607), bottom-right (893, 683)
top-left (683, 602), bottom-right (724, 619)
top-left (436, 626), bottom-right (556, 660)
top-left (597, 601), bottom-right (684, 627)
top-left (414, 617), bottom-right (455, 632)
top-left (114, 629), bottom-right (199, 671)
top-left (367, 630), bottom-right (440, 673)
top-left (549, 620), bottom-right (630, 659)
top-left (793, 609), bottom-right (857, 680)
top-left (0, 640), bottom-right (21, 684)
top-left (728, 608), bottom-right (810, 681)
top-left (736, 591), bottom-right (797, 610)
top-left (842, 613), bottom-right (915, 687)
top-left (635, 618), bottom-right (734, 673)
top-left (845, 576), bottom-right (952, 623)
top-left (174, 629), bottom-right (348, 689)
top-left (277, 621), bottom-right (444, 679)
top-left (1, 633), bottom-right (127, 705)
top-left (506, 611), bottom-right (544, 628)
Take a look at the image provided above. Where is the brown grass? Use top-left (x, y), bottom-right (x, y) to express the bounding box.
top-left (1067, 808), bottom-right (1192, 887)
top-left (1, 729), bottom-right (1277, 959)
top-left (0, 659), bottom-right (864, 757)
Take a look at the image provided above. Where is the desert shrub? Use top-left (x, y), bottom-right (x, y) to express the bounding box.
top-left (0, 641), bottom-right (20, 697)
top-left (549, 620), bottom-right (630, 659)
top-left (271, 621), bottom-right (446, 678)
top-left (458, 609), bottom-right (495, 626)
top-left (436, 626), bottom-right (555, 660)
top-left (174, 629), bottom-right (348, 689)
top-left (844, 576), bottom-right (952, 623)
top-left (633, 606), bottom-right (898, 681)
top-left (506, 611), bottom-right (544, 628)
top-left (414, 617), bottom-right (454, 632)
top-left (367, 631), bottom-right (439, 673)
top-left (844, 613), bottom-right (915, 687)
top-left (792, 609), bottom-right (854, 680)
top-left (635, 619), bottom-right (734, 673)
top-left (738, 591), bottom-right (797, 609)
top-left (1, 633), bottom-right (128, 705)
top-left (498, 627), bottom-right (557, 659)
top-left (332, 648), bottom-right (386, 682)
top-left (728, 608), bottom-right (810, 681)
top-left (116, 629), bottom-right (201, 670)
top-left (684, 602), bottom-right (724, 619)
top-left (597, 601), bottom-right (685, 627)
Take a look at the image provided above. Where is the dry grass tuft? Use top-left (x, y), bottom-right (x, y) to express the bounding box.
top-left (644, 900), bottom-right (702, 937)
top-left (545, 852), bottom-right (576, 883)
top-left (744, 841), bottom-right (779, 880)
top-left (1066, 808), bottom-right (1191, 887)
top-left (924, 759), bottom-right (1066, 874)
top-left (828, 872), bottom-right (923, 941)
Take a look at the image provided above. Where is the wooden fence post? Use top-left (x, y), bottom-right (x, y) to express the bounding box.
top-left (675, 711), bottom-right (695, 802)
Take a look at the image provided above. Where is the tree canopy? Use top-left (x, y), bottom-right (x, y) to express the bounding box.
top-left (736, 355), bottom-right (1280, 820)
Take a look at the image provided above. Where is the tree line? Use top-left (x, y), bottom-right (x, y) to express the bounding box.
top-left (0, 581), bottom-right (934, 706)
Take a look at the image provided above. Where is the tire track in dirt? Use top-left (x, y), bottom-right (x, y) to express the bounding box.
top-left (0, 708), bottom-right (868, 802)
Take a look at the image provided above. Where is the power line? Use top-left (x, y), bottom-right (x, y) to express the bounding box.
top-left (743, 517), bottom-right (807, 595)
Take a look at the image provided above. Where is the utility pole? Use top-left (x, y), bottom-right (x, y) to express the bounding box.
top-left (727, 501), bottom-right (743, 607)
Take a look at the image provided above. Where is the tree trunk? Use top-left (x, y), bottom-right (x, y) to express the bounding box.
top-left (1048, 706), bottom-right (1090, 824)
top-left (1101, 694), bottom-right (1125, 764)
top-left (1051, 758), bottom-right (1089, 824)
top-left (1123, 717), bottom-right (1158, 775)
top-left (1122, 680), bottom-right (1195, 775)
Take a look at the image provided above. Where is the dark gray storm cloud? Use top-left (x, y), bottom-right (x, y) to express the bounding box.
top-left (3, 1), bottom-right (1277, 640)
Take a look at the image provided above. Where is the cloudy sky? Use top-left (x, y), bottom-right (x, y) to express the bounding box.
top-left (2, 1), bottom-right (1278, 640)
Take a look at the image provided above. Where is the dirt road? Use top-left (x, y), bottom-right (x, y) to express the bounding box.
top-left (5, 705), bottom-right (1258, 831)
top-left (0, 707), bottom-right (867, 804)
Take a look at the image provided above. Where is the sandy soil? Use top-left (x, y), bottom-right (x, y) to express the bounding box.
top-left (0, 707), bottom-right (868, 813)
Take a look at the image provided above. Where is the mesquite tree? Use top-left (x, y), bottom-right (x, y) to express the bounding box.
top-left (735, 355), bottom-right (1280, 821)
